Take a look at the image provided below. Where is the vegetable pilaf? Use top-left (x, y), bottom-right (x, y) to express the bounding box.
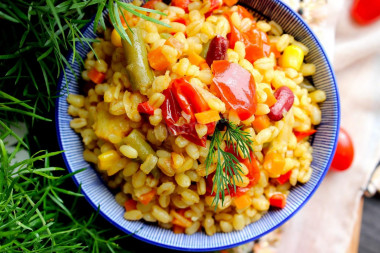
top-left (67, 0), bottom-right (326, 235)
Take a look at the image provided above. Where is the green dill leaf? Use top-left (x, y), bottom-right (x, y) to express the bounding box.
top-left (0, 10), bottom-right (20, 23)
top-left (93, 1), bottom-right (106, 34)
top-left (118, 2), bottom-right (167, 16)
top-left (119, 3), bottom-right (171, 28)
top-left (205, 119), bottom-right (253, 209)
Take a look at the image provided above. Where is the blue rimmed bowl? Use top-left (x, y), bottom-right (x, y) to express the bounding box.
top-left (55, 0), bottom-right (340, 251)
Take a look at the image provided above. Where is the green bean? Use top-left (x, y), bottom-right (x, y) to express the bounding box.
top-left (124, 129), bottom-right (155, 161)
top-left (200, 40), bottom-right (211, 59)
top-left (122, 27), bottom-right (154, 92)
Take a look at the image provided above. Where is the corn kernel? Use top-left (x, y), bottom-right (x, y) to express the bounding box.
top-left (98, 150), bottom-right (120, 171)
top-left (279, 45), bottom-right (304, 71)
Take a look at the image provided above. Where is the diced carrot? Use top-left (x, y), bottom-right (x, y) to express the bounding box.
top-left (188, 51), bottom-right (206, 66)
top-left (275, 170), bottom-right (292, 185)
top-left (252, 115), bottom-right (271, 132)
top-left (269, 193), bottom-right (287, 208)
top-left (148, 47), bottom-right (170, 71)
top-left (119, 15), bottom-right (128, 28)
top-left (294, 129), bottom-right (317, 142)
top-left (233, 194), bottom-right (252, 210)
top-left (138, 189), bottom-right (156, 205)
top-left (200, 62), bottom-right (210, 70)
top-left (172, 218), bottom-right (191, 228)
top-left (173, 225), bottom-right (185, 234)
top-left (223, 0), bottom-right (238, 7)
top-left (88, 68), bottom-right (106, 84)
top-left (165, 37), bottom-right (184, 54)
top-left (170, 210), bottom-right (192, 228)
top-left (264, 89), bottom-right (277, 107)
top-left (263, 152), bottom-right (285, 176)
top-left (195, 110), bottom-right (220, 124)
top-left (124, 199), bottom-right (137, 211)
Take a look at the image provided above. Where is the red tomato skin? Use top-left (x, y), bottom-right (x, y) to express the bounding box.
top-left (351, 0), bottom-right (380, 25)
top-left (330, 128), bottom-right (354, 171)
top-left (211, 60), bottom-right (257, 121)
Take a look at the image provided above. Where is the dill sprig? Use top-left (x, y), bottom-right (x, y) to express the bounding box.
top-left (205, 119), bottom-right (253, 208)
top-left (103, 0), bottom-right (170, 46)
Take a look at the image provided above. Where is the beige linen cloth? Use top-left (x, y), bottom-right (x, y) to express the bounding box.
top-left (277, 0), bottom-right (380, 252)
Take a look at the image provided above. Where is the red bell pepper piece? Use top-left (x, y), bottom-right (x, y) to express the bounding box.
top-left (137, 101), bottom-right (155, 115)
top-left (161, 85), bottom-right (207, 147)
top-left (205, 145), bottom-right (260, 197)
top-left (294, 129), bottom-right (317, 142)
top-left (162, 87), bottom-right (182, 125)
top-left (275, 170), bottom-right (292, 185)
top-left (206, 121), bottom-right (217, 136)
top-left (205, 0), bottom-right (223, 17)
top-left (239, 152), bottom-right (261, 188)
top-left (171, 78), bottom-right (210, 121)
top-left (236, 5), bottom-right (255, 20)
top-left (171, 0), bottom-right (190, 12)
top-left (227, 24), bottom-right (244, 49)
top-left (172, 17), bottom-right (187, 25)
top-left (169, 123), bottom-right (207, 147)
top-left (211, 60), bottom-right (257, 121)
top-left (269, 193), bottom-right (287, 208)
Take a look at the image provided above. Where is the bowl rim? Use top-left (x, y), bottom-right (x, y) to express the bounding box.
top-left (55, 0), bottom-right (340, 251)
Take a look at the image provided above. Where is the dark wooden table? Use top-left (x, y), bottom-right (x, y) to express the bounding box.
top-left (359, 195), bottom-right (380, 253)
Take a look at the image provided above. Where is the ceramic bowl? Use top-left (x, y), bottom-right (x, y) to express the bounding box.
top-left (56, 0), bottom-right (340, 250)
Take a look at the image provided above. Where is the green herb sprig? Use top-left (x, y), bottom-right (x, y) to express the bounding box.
top-left (0, 0), bottom-right (166, 251)
top-left (205, 119), bottom-right (253, 208)
top-left (106, 0), bottom-right (170, 45)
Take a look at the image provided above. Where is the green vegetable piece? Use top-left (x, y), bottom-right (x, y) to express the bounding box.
top-left (200, 40), bottom-right (211, 59)
top-left (124, 129), bottom-right (155, 161)
top-left (122, 27), bottom-right (154, 92)
top-left (160, 33), bottom-right (172, 39)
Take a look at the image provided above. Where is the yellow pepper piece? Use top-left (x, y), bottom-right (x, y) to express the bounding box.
top-left (234, 194), bottom-right (252, 210)
top-left (263, 152), bottom-right (285, 177)
top-left (279, 45), bottom-right (304, 71)
top-left (98, 150), bottom-right (120, 171)
top-left (111, 28), bottom-right (122, 48)
top-left (194, 110), bottom-right (220, 124)
top-left (107, 157), bottom-right (128, 176)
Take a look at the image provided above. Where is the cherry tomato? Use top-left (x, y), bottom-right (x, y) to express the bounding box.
top-left (330, 128), bottom-right (354, 171)
top-left (351, 0), bottom-right (380, 25)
